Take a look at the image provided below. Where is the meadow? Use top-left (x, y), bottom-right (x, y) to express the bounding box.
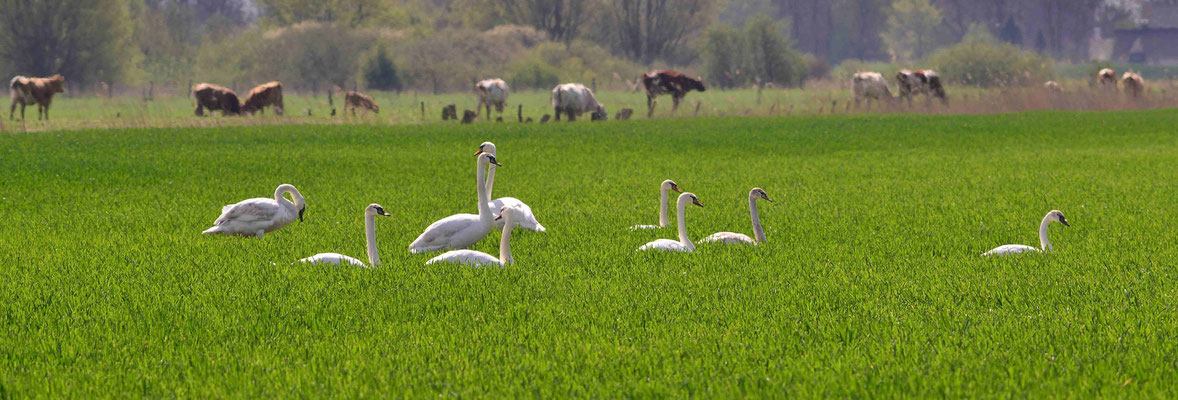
top-left (2, 110), bottom-right (1178, 397)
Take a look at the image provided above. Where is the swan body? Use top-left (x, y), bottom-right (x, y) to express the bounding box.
top-left (630, 179), bottom-right (682, 230)
top-left (409, 153), bottom-right (500, 253)
top-left (203, 184), bottom-right (306, 238)
top-left (983, 210), bottom-right (1069, 256)
top-left (476, 142), bottom-right (546, 232)
top-left (638, 192), bottom-right (703, 252)
top-left (299, 204), bottom-right (390, 267)
top-left (427, 205), bottom-right (526, 267)
top-left (701, 188), bottom-right (772, 245)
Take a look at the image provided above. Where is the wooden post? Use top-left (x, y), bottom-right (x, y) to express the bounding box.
top-left (592, 78), bottom-right (597, 93)
top-left (187, 79), bottom-right (193, 98)
top-left (328, 88), bottom-right (334, 107)
top-left (518, 104), bottom-right (523, 122)
top-left (693, 101), bottom-right (701, 117)
top-left (420, 102), bottom-right (425, 118)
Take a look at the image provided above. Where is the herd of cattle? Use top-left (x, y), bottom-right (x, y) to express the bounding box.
top-left (6, 67), bottom-right (1153, 122)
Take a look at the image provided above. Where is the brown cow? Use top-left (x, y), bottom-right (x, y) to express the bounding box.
top-left (1121, 72), bottom-right (1145, 98)
top-left (1098, 68), bottom-right (1117, 89)
top-left (344, 90), bottom-right (379, 115)
top-left (642, 70), bottom-right (706, 117)
top-left (896, 69), bottom-right (947, 106)
top-left (192, 83), bottom-right (241, 116)
top-left (10, 74), bottom-right (65, 120)
top-left (242, 81), bottom-right (284, 116)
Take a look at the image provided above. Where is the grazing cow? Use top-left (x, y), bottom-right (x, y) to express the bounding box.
top-left (344, 90), bottom-right (379, 115)
top-left (852, 72), bottom-right (895, 108)
top-left (475, 79), bottom-right (508, 120)
top-left (441, 104), bottom-right (457, 121)
top-left (9, 74), bottom-right (65, 121)
top-left (1098, 68), bottom-right (1117, 89)
top-left (1043, 81), bottom-right (1063, 92)
top-left (551, 83), bottom-right (607, 121)
top-left (241, 81), bottom-right (284, 116)
top-left (192, 83), bottom-right (241, 116)
top-left (896, 69), bottom-right (947, 106)
top-left (642, 70), bottom-right (706, 117)
top-left (1121, 72), bottom-right (1145, 98)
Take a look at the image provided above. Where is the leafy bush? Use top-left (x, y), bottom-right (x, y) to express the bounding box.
top-left (743, 16), bottom-right (805, 87)
top-left (362, 46), bottom-right (401, 91)
top-left (928, 30), bottom-right (1053, 88)
top-left (701, 25), bottom-right (745, 88)
top-left (507, 56), bottom-right (560, 90)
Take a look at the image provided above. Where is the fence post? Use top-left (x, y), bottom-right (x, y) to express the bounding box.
top-left (420, 102), bottom-right (425, 118)
top-left (187, 79), bottom-right (192, 98)
top-left (592, 78), bottom-right (597, 93)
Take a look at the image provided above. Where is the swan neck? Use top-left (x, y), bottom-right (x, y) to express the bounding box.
top-left (276, 186), bottom-right (304, 209)
top-left (676, 196), bottom-right (693, 250)
top-left (1038, 216), bottom-right (1052, 251)
top-left (659, 186), bottom-right (670, 227)
top-left (750, 195), bottom-right (766, 244)
top-left (365, 213), bottom-right (379, 267)
top-left (485, 163), bottom-right (496, 199)
top-left (500, 217), bottom-right (514, 265)
top-left (476, 158), bottom-right (491, 219)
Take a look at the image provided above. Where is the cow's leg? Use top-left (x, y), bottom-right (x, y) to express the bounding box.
top-left (647, 95), bottom-right (655, 118)
top-left (671, 96), bottom-right (681, 115)
top-left (44, 105), bottom-right (49, 121)
top-left (19, 103), bottom-right (25, 120)
top-left (567, 111), bottom-right (576, 122)
top-left (8, 101), bottom-right (15, 120)
top-left (554, 107), bottom-right (561, 121)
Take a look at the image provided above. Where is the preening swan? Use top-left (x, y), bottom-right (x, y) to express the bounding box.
top-left (426, 205), bottom-right (527, 267)
top-left (983, 210), bottom-right (1070, 256)
top-left (475, 142), bottom-right (546, 232)
top-left (203, 183), bottom-right (306, 238)
top-left (700, 188), bottom-right (773, 245)
top-left (629, 179), bottom-right (682, 230)
top-left (638, 192), bottom-right (703, 252)
top-left (409, 152), bottom-right (500, 253)
top-left (298, 204), bottom-right (390, 267)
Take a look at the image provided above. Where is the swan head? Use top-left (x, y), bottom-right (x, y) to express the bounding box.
top-left (365, 203), bottom-right (391, 217)
top-left (298, 205), bottom-right (306, 222)
top-left (1047, 210), bottom-right (1069, 227)
top-left (494, 204), bottom-right (527, 223)
top-left (751, 187), bottom-right (773, 202)
top-left (680, 192), bottom-right (703, 208)
top-left (661, 179), bottom-right (682, 193)
top-left (477, 152), bottom-right (501, 167)
top-left (474, 141), bottom-right (497, 156)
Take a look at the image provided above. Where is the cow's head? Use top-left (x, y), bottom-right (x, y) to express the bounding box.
top-left (691, 77), bottom-right (706, 92)
top-left (48, 74), bottom-right (65, 93)
top-left (591, 104), bottom-right (608, 121)
top-left (371, 103), bottom-right (380, 113)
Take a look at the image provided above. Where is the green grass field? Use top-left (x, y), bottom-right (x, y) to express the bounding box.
top-left (2, 110), bottom-right (1177, 397)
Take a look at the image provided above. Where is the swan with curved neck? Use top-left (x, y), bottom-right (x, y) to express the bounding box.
top-left (476, 142), bottom-right (546, 232)
top-left (701, 188), bottom-right (773, 245)
top-left (203, 183), bottom-right (306, 238)
top-left (638, 192), bottom-right (703, 252)
top-left (299, 203), bottom-right (390, 267)
top-left (630, 179), bottom-right (682, 230)
top-left (409, 152), bottom-right (499, 253)
top-left (983, 210), bottom-right (1070, 256)
top-left (427, 205), bottom-right (527, 267)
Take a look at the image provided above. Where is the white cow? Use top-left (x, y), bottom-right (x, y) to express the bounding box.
top-left (475, 79), bottom-right (508, 120)
top-left (551, 83), bottom-right (607, 121)
top-left (852, 72), bottom-right (894, 108)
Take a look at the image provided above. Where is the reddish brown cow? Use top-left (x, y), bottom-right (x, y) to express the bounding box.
top-left (9, 74), bottom-right (65, 120)
top-left (241, 81), bottom-right (284, 116)
top-left (344, 90), bottom-right (379, 115)
top-left (192, 83), bottom-right (241, 116)
top-left (896, 69), bottom-right (947, 106)
top-left (642, 70), bottom-right (706, 117)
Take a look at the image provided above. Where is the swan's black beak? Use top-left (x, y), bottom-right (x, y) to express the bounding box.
top-left (692, 198), bottom-right (704, 208)
top-left (1060, 217), bottom-right (1070, 227)
top-left (495, 214), bottom-right (503, 221)
top-left (763, 196), bottom-right (774, 202)
top-left (487, 155), bottom-right (502, 167)
top-left (298, 206), bottom-right (306, 222)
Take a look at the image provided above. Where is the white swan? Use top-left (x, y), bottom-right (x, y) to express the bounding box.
top-left (638, 192), bottom-right (703, 252)
top-left (298, 203), bottom-right (390, 267)
top-left (629, 179), bottom-right (682, 230)
top-left (203, 183), bottom-right (306, 238)
top-left (426, 205), bottom-right (526, 267)
top-left (476, 142), bottom-right (546, 232)
top-left (409, 152), bottom-right (499, 253)
top-left (983, 210), bottom-right (1070, 256)
top-left (700, 188), bottom-right (773, 245)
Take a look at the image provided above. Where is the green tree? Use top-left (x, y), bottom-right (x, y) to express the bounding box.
top-left (880, 0), bottom-right (943, 62)
top-left (700, 25), bottom-right (745, 88)
top-left (499, 0), bottom-right (588, 44)
top-left (743, 16), bottom-right (804, 87)
top-left (601, 0), bottom-right (715, 64)
top-left (258, 0), bottom-right (401, 27)
top-left (363, 46), bottom-right (402, 91)
top-left (0, 0), bottom-right (134, 87)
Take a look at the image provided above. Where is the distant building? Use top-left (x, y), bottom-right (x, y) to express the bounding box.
top-left (1112, 2), bottom-right (1178, 65)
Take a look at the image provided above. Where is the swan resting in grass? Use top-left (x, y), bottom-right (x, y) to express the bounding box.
top-left (701, 188), bottom-right (772, 245)
top-left (630, 179), bottom-right (682, 230)
top-left (298, 203), bottom-right (390, 267)
top-left (426, 204), bottom-right (527, 267)
top-left (203, 183), bottom-right (306, 238)
top-left (475, 142), bottom-right (546, 232)
top-left (409, 152), bottom-right (500, 253)
top-left (983, 210), bottom-right (1070, 256)
top-left (638, 192), bottom-right (703, 252)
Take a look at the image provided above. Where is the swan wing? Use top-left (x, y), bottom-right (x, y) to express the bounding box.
top-left (490, 197), bottom-right (545, 232)
top-left (298, 253), bottom-right (367, 267)
top-left (638, 239), bottom-right (691, 252)
top-left (982, 244), bottom-right (1040, 256)
top-left (410, 213), bottom-right (482, 253)
top-left (214, 198), bottom-right (282, 225)
top-left (700, 232), bottom-right (755, 244)
top-left (629, 224), bottom-right (663, 230)
top-left (425, 250), bottom-right (502, 267)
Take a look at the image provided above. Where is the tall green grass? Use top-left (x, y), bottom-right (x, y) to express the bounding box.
top-left (1, 111), bottom-right (1177, 397)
